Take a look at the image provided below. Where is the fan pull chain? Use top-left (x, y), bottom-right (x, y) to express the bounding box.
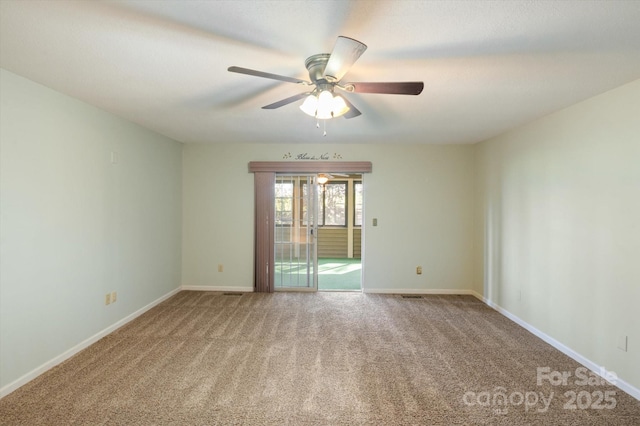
top-left (313, 119), bottom-right (327, 136)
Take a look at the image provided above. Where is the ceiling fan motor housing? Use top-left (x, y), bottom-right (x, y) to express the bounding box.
top-left (305, 54), bottom-right (332, 84)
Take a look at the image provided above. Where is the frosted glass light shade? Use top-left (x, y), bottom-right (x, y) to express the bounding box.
top-left (331, 95), bottom-right (349, 118)
top-left (299, 95), bottom-right (318, 117)
top-left (299, 91), bottom-right (351, 119)
top-left (316, 91), bottom-right (334, 120)
top-left (317, 174), bottom-right (330, 184)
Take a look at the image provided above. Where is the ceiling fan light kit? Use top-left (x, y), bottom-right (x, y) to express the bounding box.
top-left (316, 173), bottom-right (349, 184)
top-left (228, 36), bottom-right (424, 133)
top-left (316, 174), bottom-right (330, 185)
top-left (300, 91), bottom-right (350, 119)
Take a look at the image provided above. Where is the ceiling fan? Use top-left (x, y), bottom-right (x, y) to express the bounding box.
top-left (228, 36), bottom-right (424, 122)
top-left (316, 172), bottom-right (349, 184)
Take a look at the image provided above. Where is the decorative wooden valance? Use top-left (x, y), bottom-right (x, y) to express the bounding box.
top-left (249, 161), bottom-right (372, 174)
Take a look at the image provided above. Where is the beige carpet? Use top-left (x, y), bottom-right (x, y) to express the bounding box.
top-left (1, 291), bottom-right (639, 425)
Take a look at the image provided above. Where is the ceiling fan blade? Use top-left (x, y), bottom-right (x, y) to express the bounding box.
top-left (228, 66), bottom-right (310, 85)
top-left (323, 36), bottom-right (367, 82)
top-left (348, 82), bottom-right (424, 95)
top-left (341, 96), bottom-right (362, 119)
top-left (262, 92), bottom-right (310, 109)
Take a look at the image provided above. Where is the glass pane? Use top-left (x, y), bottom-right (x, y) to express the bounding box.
top-left (354, 182), bottom-right (363, 226)
top-left (302, 183), bottom-right (308, 223)
top-left (274, 175), bottom-right (316, 289)
top-left (302, 183), bottom-right (324, 226)
top-left (275, 182), bottom-right (293, 225)
top-left (318, 187), bottom-right (324, 226)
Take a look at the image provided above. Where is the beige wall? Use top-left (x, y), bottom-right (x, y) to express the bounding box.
top-left (475, 79), bottom-right (640, 390)
top-left (0, 69), bottom-right (183, 390)
top-left (182, 143), bottom-right (476, 293)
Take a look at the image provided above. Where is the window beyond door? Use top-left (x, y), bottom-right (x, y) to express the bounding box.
top-left (321, 182), bottom-right (346, 226)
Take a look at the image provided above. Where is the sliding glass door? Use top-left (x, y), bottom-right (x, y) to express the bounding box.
top-left (274, 175), bottom-right (318, 290)
top-left (249, 161), bottom-right (371, 293)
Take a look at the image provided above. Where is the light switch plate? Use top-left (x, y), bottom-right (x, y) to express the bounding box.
top-left (618, 335), bottom-right (628, 352)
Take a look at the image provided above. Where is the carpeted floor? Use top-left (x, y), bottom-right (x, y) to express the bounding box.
top-left (1, 291), bottom-right (639, 425)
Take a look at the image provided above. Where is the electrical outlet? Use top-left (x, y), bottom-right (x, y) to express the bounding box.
top-left (105, 293), bottom-right (111, 305)
top-left (218, 264), bottom-right (224, 272)
top-left (416, 266), bottom-right (422, 275)
top-left (111, 291), bottom-right (117, 303)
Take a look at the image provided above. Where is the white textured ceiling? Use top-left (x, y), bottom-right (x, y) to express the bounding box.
top-left (1, 0), bottom-right (639, 145)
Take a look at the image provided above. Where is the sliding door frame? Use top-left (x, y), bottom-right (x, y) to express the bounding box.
top-left (249, 161), bottom-right (372, 293)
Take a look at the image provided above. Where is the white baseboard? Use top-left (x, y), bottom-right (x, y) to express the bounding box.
top-left (0, 287), bottom-right (181, 399)
top-left (477, 295), bottom-right (640, 401)
top-left (365, 288), bottom-right (640, 401)
top-left (4, 286), bottom-right (637, 403)
top-left (470, 290), bottom-right (488, 303)
top-left (363, 288), bottom-right (477, 295)
top-left (181, 285), bottom-right (254, 292)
